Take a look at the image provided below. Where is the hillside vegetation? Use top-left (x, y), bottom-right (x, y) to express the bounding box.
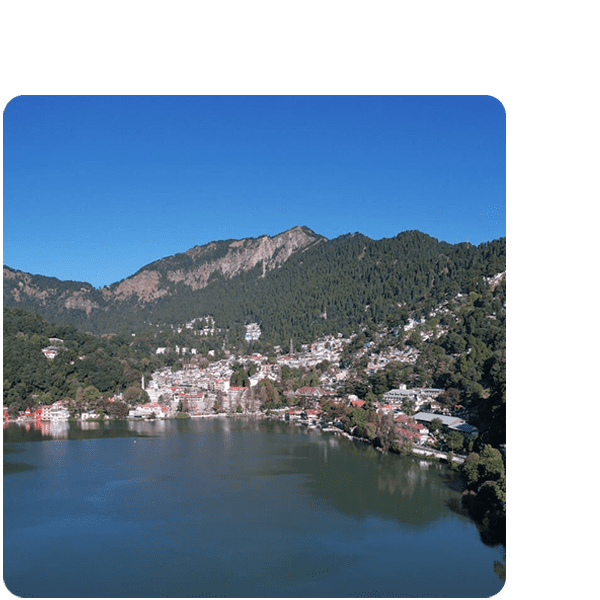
top-left (3, 227), bottom-right (506, 446)
top-left (4, 228), bottom-right (505, 348)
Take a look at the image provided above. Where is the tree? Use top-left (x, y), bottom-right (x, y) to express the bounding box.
top-left (461, 446), bottom-right (503, 492)
top-left (348, 406), bottom-right (367, 430)
top-left (401, 399), bottom-right (415, 416)
top-left (461, 452), bottom-right (481, 489)
top-left (364, 392), bottom-right (376, 411)
top-left (82, 385), bottom-right (102, 410)
top-left (394, 415), bottom-right (420, 447)
top-left (446, 431), bottom-right (464, 452)
top-left (428, 417), bottom-right (443, 438)
top-left (438, 388), bottom-right (461, 409)
top-left (257, 379), bottom-right (279, 407)
top-left (374, 412), bottom-right (396, 451)
top-left (124, 385), bottom-right (148, 405)
top-left (478, 444), bottom-right (505, 482)
top-left (216, 390), bottom-right (226, 411)
top-left (108, 401), bottom-right (130, 420)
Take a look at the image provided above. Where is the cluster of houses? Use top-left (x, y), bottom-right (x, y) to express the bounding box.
top-left (5, 401), bottom-right (70, 423)
top-left (12, 315), bottom-right (483, 449)
top-left (4, 398), bottom-right (175, 424)
top-left (280, 400), bottom-right (477, 450)
top-left (5, 391), bottom-right (479, 456)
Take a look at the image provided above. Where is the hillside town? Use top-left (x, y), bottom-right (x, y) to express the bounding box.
top-left (5, 319), bottom-right (481, 461)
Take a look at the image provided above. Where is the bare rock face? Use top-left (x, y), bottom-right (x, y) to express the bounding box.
top-left (3, 227), bottom-right (325, 315)
top-left (106, 270), bottom-right (169, 303)
top-left (63, 291), bottom-right (100, 315)
top-left (166, 226), bottom-right (323, 290)
top-left (5, 270), bottom-right (55, 304)
top-left (4, 268), bottom-right (100, 314)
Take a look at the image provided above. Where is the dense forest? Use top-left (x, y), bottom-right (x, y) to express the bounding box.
top-left (3, 308), bottom-right (158, 413)
top-left (4, 229), bottom-right (506, 349)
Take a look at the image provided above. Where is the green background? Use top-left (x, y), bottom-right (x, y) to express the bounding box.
top-left (0, 0), bottom-right (597, 600)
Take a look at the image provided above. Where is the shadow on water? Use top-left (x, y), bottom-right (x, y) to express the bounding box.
top-left (3, 443), bottom-right (38, 474)
top-left (4, 460), bottom-right (38, 474)
top-left (440, 469), bottom-right (506, 549)
top-left (253, 421), bottom-right (464, 528)
top-left (441, 469), bottom-right (506, 598)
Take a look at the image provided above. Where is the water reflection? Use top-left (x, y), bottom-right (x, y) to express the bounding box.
top-left (494, 556), bottom-right (507, 583)
top-left (3, 421), bottom-right (155, 444)
top-left (3, 420), bottom-right (69, 440)
top-left (247, 421), bottom-right (461, 527)
top-left (4, 416), bottom-right (504, 597)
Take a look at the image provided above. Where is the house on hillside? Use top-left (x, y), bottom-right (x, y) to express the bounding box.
top-left (383, 387), bottom-right (418, 405)
top-left (228, 386), bottom-right (248, 411)
top-left (42, 346), bottom-right (60, 360)
top-left (295, 387), bottom-right (326, 408)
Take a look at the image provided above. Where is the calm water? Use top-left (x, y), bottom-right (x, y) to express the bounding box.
top-left (3, 419), bottom-right (505, 597)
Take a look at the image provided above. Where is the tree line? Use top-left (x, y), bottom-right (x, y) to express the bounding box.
top-left (4, 231), bottom-right (505, 349)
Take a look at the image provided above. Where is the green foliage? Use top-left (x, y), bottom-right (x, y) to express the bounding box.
top-left (4, 230), bottom-right (505, 449)
top-left (461, 444), bottom-right (506, 514)
top-left (460, 444), bottom-right (506, 532)
top-left (478, 445), bottom-right (505, 482)
top-left (461, 445), bottom-right (504, 490)
top-left (4, 232), bottom-right (505, 351)
top-left (461, 452), bottom-right (481, 489)
top-left (446, 431), bottom-right (464, 452)
top-left (107, 401), bottom-right (130, 420)
top-left (230, 364), bottom-right (250, 387)
top-left (348, 406), bottom-right (368, 430)
top-left (124, 386), bottom-right (149, 405)
top-left (2, 307), bottom-right (154, 410)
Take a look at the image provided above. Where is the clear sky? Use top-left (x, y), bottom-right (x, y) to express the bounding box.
top-left (3, 95), bottom-right (505, 288)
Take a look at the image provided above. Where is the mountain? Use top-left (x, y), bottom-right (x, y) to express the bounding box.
top-left (3, 226), bottom-right (505, 346)
top-left (4, 226), bottom-right (324, 330)
top-left (104, 225), bottom-right (325, 302)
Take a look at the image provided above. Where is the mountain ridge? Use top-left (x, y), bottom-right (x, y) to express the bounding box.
top-left (3, 226), bottom-right (506, 344)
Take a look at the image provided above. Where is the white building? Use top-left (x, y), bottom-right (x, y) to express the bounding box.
top-left (81, 412), bottom-right (100, 421)
top-left (38, 403), bottom-right (69, 421)
top-left (129, 403), bottom-right (166, 419)
top-left (245, 323), bottom-right (261, 341)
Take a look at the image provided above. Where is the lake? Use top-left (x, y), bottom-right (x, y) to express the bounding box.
top-left (3, 418), bottom-right (505, 597)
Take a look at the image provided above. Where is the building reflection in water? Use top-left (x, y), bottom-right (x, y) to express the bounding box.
top-left (80, 421), bottom-right (99, 431)
top-left (20, 421), bottom-right (69, 440)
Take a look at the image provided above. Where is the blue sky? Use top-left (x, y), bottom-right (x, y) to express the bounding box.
top-left (3, 95), bottom-right (505, 288)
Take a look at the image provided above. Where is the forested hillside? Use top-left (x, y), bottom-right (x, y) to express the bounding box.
top-left (4, 229), bottom-right (506, 348)
top-left (2, 308), bottom-right (161, 413)
top-left (4, 264), bottom-right (506, 446)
